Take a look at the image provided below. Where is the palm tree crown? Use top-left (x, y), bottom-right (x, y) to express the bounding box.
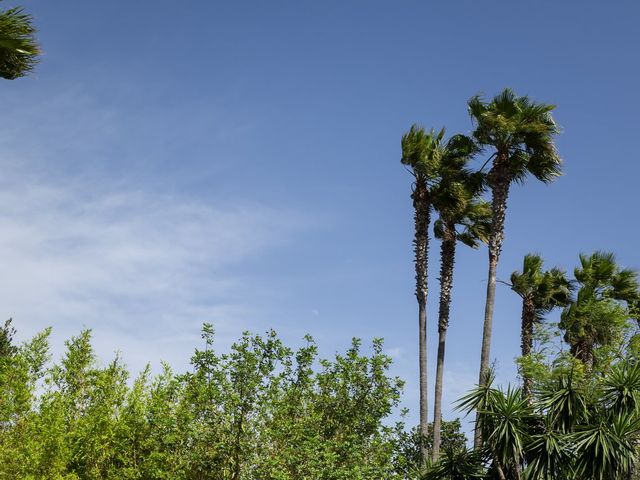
top-left (431, 133), bottom-right (491, 251)
top-left (560, 252), bottom-right (639, 368)
top-left (511, 255), bottom-right (572, 316)
top-left (401, 125), bottom-right (445, 189)
top-left (0, 4), bottom-right (39, 80)
top-left (469, 88), bottom-right (562, 186)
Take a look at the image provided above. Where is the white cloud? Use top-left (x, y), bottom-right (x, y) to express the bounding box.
top-left (0, 173), bottom-right (307, 372)
top-left (0, 82), bottom-right (311, 374)
top-left (385, 347), bottom-right (404, 359)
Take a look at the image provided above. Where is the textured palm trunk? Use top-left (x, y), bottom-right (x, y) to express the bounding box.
top-left (475, 155), bottom-right (510, 449)
top-left (570, 340), bottom-right (594, 371)
top-left (520, 296), bottom-right (535, 398)
top-left (412, 183), bottom-right (431, 465)
top-left (432, 223), bottom-right (456, 461)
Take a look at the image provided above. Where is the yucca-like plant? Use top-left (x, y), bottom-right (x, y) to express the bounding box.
top-left (572, 412), bottom-right (640, 480)
top-left (524, 419), bottom-right (573, 480)
top-left (539, 372), bottom-right (590, 435)
top-left (0, 3), bottom-right (39, 79)
top-left (422, 446), bottom-right (484, 480)
top-left (458, 373), bottom-right (533, 480)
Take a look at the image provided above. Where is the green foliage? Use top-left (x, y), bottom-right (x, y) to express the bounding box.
top-left (0, 3), bottom-right (39, 79)
top-left (560, 251), bottom-right (639, 369)
top-left (0, 326), bottom-right (443, 479)
top-left (401, 125), bottom-right (446, 184)
top-left (426, 361), bottom-right (640, 479)
top-left (390, 419), bottom-right (468, 479)
top-left (468, 88), bottom-right (562, 185)
top-left (510, 255), bottom-right (572, 323)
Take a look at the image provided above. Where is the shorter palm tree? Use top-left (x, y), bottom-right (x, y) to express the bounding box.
top-left (560, 252), bottom-right (639, 369)
top-left (0, 4), bottom-right (39, 79)
top-left (430, 135), bottom-right (490, 461)
top-left (509, 254), bottom-right (572, 396)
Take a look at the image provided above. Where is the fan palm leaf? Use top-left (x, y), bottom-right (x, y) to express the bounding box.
top-left (0, 4), bottom-right (39, 79)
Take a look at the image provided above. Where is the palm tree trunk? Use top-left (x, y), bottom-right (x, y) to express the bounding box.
top-left (520, 296), bottom-right (535, 398)
top-left (432, 223), bottom-right (456, 461)
top-left (412, 185), bottom-right (431, 465)
top-left (570, 340), bottom-right (594, 371)
top-left (475, 157), bottom-right (510, 449)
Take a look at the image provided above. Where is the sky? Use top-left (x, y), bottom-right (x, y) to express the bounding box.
top-left (4, 0), bottom-right (640, 428)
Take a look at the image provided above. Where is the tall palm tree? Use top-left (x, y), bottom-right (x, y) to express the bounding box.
top-left (401, 125), bottom-right (445, 464)
top-left (509, 254), bottom-right (572, 397)
top-left (0, 4), bottom-right (39, 80)
top-left (431, 135), bottom-right (491, 461)
top-left (560, 252), bottom-right (639, 369)
top-left (468, 89), bottom-right (562, 447)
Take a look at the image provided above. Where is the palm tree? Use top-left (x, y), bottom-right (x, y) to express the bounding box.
top-left (430, 135), bottom-right (491, 461)
top-left (509, 254), bottom-right (572, 397)
top-left (401, 125), bottom-right (444, 464)
top-left (560, 252), bottom-right (639, 369)
top-left (0, 4), bottom-right (39, 80)
top-left (468, 89), bottom-right (562, 447)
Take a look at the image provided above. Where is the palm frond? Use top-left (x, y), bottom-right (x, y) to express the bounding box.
top-left (0, 5), bottom-right (40, 79)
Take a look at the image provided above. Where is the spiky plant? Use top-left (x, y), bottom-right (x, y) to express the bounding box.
top-left (422, 446), bottom-right (485, 480)
top-left (458, 375), bottom-right (532, 480)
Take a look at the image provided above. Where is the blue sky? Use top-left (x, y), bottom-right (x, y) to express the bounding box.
top-left (5, 0), bottom-right (640, 427)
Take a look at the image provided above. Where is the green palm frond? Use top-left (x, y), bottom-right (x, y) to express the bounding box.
top-left (561, 252), bottom-right (639, 366)
top-left (0, 4), bottom-right (39, 79)
top-left (511, 254), bottom-right (572, 320)
top-left (401, 124), bottom-right (446, 183)
top-left (468, 88), bottom-right (562, 185)
top-left (429, 131), bottom-right (489, 250)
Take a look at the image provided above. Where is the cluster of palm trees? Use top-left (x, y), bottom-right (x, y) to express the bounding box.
top-left (401, 88), bottom-right (563, 462)
top-left (402, 89), bottom-right (640, 479)
top-left (402, 91), bottom-right (640, 478)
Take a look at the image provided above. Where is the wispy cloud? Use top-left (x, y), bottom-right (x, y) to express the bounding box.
top-left (0, 84), bottom-right (311, 373)
top-left (0, 175), bottom-right (307, 369)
